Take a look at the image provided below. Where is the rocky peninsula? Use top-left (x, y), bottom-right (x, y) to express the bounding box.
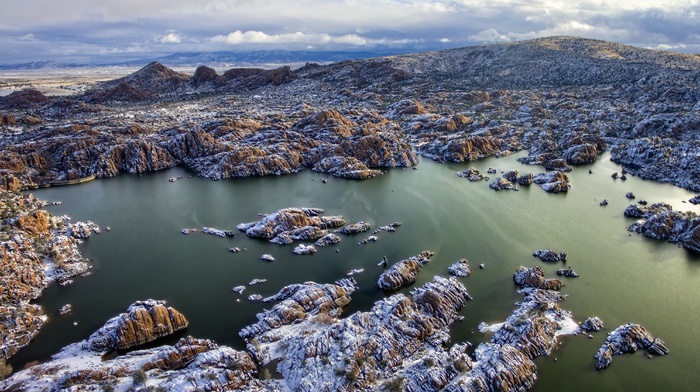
top-left (0, 190), bottom-right (95, 362)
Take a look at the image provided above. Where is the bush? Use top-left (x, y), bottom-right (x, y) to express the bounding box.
top-left (0, 359), bottom-right (12, 381)
top-left (132, 369), bottom-right (147, 385)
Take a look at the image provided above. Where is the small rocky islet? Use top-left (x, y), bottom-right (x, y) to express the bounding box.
top-left (0, 36), bottom-right (695, 389)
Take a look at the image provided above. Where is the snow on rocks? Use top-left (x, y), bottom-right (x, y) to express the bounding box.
top-left (377, 251), bottom-right (434, 290)
top-left (239, 278), bottom-right (358, 340)
top-left (582, 317), bottom-right (604, 332)
top-left (248, 278), bottom-right (267, 286)
top-left (201, 226), bottom-right (235, 237)
top-left (64, 220), bottom-right (100, 239)
top-left (457, 167), bottom-right (484, 181)
top-left (232, 286), bottom-right (245, 294)
top-left (1, 335), bottom-right (261, 391)
top-left (337, 221), bottom-right (371, 234)
top-left (292, 244), bottom-right (317, 255)
top-left (58, 304), bottom-right (72, 315)
top-left (595, 323), bottom-right (669, 369)
top-left (624, 202), bottom-right (700, 253)
top-left (314, 233), bottom-right (341, 247)
top-left (448, 258), bottom-right (471, 277)
top-left (533, 248), bottom-right (568, 262)
top-left (557, 267), bottom-right (580, 278)
top-left (240, 276), bottom-right (470, 391)
top-left (514, 265), bottom-right (564, 291)
top-left (260, 254), bottom-right (275, 262)
top-left (237, 207), bottom-right (345, 244)
top-left (533, 171), bottom-right (569, 193)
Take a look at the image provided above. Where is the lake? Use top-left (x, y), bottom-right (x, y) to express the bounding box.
top-left (12, 151), bottom-right (700, 391)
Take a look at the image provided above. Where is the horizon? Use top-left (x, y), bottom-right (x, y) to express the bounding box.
top-left (1, 1), bottom-right (698, 65)
top-left (2, 36), bottom-right (699, 70)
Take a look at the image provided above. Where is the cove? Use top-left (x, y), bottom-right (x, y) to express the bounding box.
top-left (12, 151), bottom-right (700, 391)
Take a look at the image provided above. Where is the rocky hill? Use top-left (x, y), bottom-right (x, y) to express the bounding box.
top-left (1, 36), bottom-right (699, 191)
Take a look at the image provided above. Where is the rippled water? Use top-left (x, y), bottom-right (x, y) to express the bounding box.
top-left (13, 152), bottom-right (700, 391)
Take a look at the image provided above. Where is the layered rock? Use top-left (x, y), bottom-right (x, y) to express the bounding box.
top-left (241, 276), bottom-right (471, 391)
top-left (239, 278), bottom-right (358, 339)
top-left (489, 176), bottom-right (518, 191)
top-left (377, 251), bottom-right (434, 291)
top-left (315, 233), bottom-right (341, 247)
top-left (533, 171), bottom-right (569, 193)
top-left (513, 266), bottom-right (564, 291)
top-left (237, 207), bottom-right (345, 244)
top-left (625, 202), bottom-right (700, 252)
top-left (2, 336), bottom-right (261, 391)
top-left (582, 317), bottom-right (604, 332)
top-left (86, 300), bottom-right (189, 352)
top-left (0, 190), bottom-right (92, 359)
top-left (337, 221), bottom-right (371, 234)
top-left (456, 167), bottom-right (484, 181)
top-left (595, 323), bottom-right (669, 369)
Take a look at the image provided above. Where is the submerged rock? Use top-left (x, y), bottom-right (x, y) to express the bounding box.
top-left (377, 251), bottom-right (434, 290)
top-left (595, 323), bottom-right (669, 369)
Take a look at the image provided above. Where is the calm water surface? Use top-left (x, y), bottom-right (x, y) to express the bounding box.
top-left (12, 152), bottom-right (700, 391)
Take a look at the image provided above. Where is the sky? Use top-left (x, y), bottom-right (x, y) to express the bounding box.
top-left (1, 0), bottom-right (698, 64)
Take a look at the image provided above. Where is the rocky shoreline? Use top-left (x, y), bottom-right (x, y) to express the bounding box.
top-left (0, 190), bottom-right (96, 362)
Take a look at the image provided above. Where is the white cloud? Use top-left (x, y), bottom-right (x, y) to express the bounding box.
top-left (1, 0), bottom-right (699, 63)
top-left (469, 28), bottom-right (512, 43)
top-left (209, 30), bottom-right (420, 47)
top-left (157, 32), bottom-right (182, 44)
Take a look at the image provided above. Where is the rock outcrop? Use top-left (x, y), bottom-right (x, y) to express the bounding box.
top-left (595, 323), bottom-right (669, 369)
top-left (86, 300), bottom-right (189, 352)
top-left (513, 266), bottom-right (564, 291)
top-left (582, 317), bottom-right (604, 332)
top-left (2, 336), bottom-right (261, 391)
top-left (533, 171), bottom-right (569, 193)
top-left (533, 248), bottom-right (568, 262)
top-left (237, 207), bottom-right (345, 244)
top-left (625, 202), bottom-right (700, 253)
top-left (377, 251), bottom-right (433, 291)
top-left (448, 258), bottom-right (471, 277)
top-left (456, 167), bottom-right (484, 181)
top-left (0, 190), bottom-right (92, 359)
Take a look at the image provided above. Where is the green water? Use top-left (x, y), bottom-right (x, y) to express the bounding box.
top-left (11, 152), bottom-right (700, 391)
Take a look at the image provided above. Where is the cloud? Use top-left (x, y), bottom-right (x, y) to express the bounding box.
top-left (209, 30), bottom-right (420, 47)
top-left (1, 0), bottom-right (699, 63)
top-left (157, 32), bottom-right (182, 44)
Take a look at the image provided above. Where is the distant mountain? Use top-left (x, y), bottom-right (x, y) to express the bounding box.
top-left (0, 50), bottom-right (410, 70)
top-left (0, 60), bottom-right (80, 70)
top-left (116, 50), bottom-right (410, 68)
